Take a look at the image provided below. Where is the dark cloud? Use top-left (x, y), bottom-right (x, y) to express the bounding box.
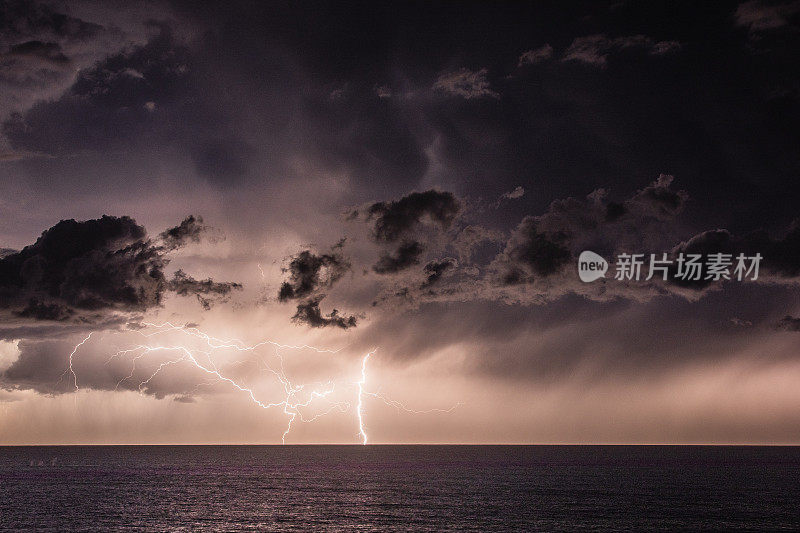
top-left (452, 225), bottom-right (504, 263)
top-left (628, 174), bottom-right (689, 220)
top-left (277, 245), bottom-right (355, 328)
top-left (358, 190), bottom-right (460, 274)
top-left (1, 23), bottom-right (253, 186)
top-left (0, 1), bottom-right (103, 43)
top-left (278, 249), bottom-right (350, 301)
top-left (2, 25), bottom-right (191, 154)
top-left (669, 220), bottom-right (800, 286)
top-left (159, 215), bottom-right (207, 250)
top-left (339, 177), bottom-right (724, 311)
top-left (0, 0), bottom-right (163, 141)
top-left (354, 177), bottom-right (787, 307)
top-left (776, 315), bottom-right (800, 331)
top-left (0, 215), bottom-right (239, 323)
top-left (4, 40), bottom-right (69, 64)
top-left (373, 240), bottom-right (425, 274)
top-left (15, 298), bottom-right (73, 321)
top-left (358, 178), bottom-right (693, 307)
top-left (421, 258), bottom-right (456, 288)
top-left (495, 217), bottom-right (572, 284)
top-left (477, 175), bottom-right (799, 303)
top-left (291, 296), bottom-right (357, 329)
top-left (758, 221), bottom-right (800, 277)
top-left (2, 0), bottom-right (796, 229)
top-left (167, 270), bottom-right (242, 310)
top-left (0, 216), bottom-right (163, 314)
top-left (605, 201), bottom-right (626, 222)
top-left (491, 186), bottom-right (526, 209)
top-left (492, 176), bottom-right (688, 285)
top-left (364, 190), bottom-right (460, 243)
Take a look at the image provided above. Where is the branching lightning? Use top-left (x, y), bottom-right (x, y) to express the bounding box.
top-left (61, 325), bottom-right (459, 444)
top-left (57, 332), bottom-right (93, 391)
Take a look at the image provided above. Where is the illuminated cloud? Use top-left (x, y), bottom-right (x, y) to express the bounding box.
top-left (518, 45), bottom-right (553, 66)
top-left (735, 0), bottom-right (800, 32)
top-left (563, 34), bottom-right (682, 67)
top-left (433, 68), bottom-right (499, 99)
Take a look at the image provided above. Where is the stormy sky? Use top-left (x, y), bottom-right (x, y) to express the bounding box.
top-left (1, 0), bottom-right (800, 444)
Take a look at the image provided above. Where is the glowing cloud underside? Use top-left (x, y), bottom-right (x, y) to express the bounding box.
top-left (60, 325), bottom-right (459, 444)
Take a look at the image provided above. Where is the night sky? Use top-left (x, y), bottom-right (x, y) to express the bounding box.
top-left (1, 0), bottom-right (800, 444)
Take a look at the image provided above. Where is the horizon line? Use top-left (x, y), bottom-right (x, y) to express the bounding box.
top-left (3, 442), bottom-right (800, 447)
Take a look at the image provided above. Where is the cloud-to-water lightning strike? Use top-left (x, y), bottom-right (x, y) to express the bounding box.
top-left (61, 326), bottom-right (459, 444)
top-left (357, 349), bottom-right (376, 445)
top-left (354, 350), bottom-right (462, 444)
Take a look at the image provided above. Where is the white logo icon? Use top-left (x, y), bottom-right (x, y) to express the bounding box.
top-left (578, 251), bottom-right (608, 282)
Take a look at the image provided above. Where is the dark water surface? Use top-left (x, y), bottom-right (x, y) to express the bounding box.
top-left (1, 445), bottom-right (798, 531)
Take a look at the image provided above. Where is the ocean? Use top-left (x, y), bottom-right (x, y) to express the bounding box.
top-left (1, 445), bottom-right (798, 531)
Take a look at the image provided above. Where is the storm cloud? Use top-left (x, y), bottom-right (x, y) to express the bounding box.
top-left (0, 215), bottom-right (240, 323)
top-left (421, 258), bottom-right (456, 288)
top-left (167, 270), bottom-right (242, 310)
top-left (355, 190), bottom-right (460, 275)
top-left (278, 248), bottom-right (350, 302)
top-left (291, 296), bottom-right (357, 330)
top-left (159, 215), bottom-right (208, 250)
top-left (373, 240), bottom-right (425, 274)
top-left (364, 190), bottom-right (460, 243)
top-left (2, 22), bottom-right (253, 186)
top-left (277, 245), bottom-right (355, 329)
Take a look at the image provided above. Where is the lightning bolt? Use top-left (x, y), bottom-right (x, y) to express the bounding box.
top-left (356, 349), bottom-right (375, 445)
top-left (365, 391), bottom-right (463, 414)
top-left (353, 349), bottom-right (460, 444)
top-left (62, 325), bottom-right (459, 444)
top-left (58, 332), bottom-right (93, 391)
